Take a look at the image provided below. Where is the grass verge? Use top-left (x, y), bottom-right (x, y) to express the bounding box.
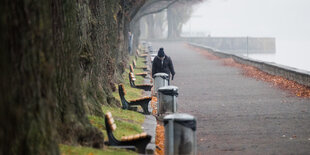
top-left (112, 55), bottom-right (148, 101)
top-left (60, 144), bottom-right (136, 155)
top-left (61, 55), bottom-right (149, 155)
top-left (89, 105), bottom-right (144, 140)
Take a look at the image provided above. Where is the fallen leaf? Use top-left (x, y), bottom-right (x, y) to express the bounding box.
top-left (190, 46), bottom-right (310, 98)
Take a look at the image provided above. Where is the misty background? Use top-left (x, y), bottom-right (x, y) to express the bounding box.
top-left (182, 0), bottom-right (310, 71)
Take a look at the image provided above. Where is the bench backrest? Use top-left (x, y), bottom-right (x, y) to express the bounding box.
top-left (118, 84), bottom-right (129, 109)
top-left (129, 64), bottom-right (134, 72)
top-left (128, 72), bottom-right (135, 87)
top-left (132, 60), bottom-right (136, 68)
top-left (118, 84), bottom-right (126, 96)
top-left (129, 72), bottom-right (136, 81)
top-left (105, 112), bottom-right (117, 132)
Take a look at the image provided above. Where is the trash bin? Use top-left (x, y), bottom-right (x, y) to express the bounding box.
top-left (153, 73), bottom-right (169, 94)
top-left (157, 86), bottom-right (178, 115)
top-left (164, 113), bottom-right (197, 155)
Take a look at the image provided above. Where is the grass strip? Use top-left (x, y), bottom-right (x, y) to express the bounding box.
top-left (61, 54), bottom-right (149, 155)
top-left (60, 144), bottom-right (136, 155)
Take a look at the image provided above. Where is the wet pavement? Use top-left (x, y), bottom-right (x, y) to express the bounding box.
top-left (152, 41), bottom-right (310, 154)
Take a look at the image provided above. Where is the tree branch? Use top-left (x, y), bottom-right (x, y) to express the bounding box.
top-left (129, 0), bottom-right (169, 20)
top-left (128, 0), bottom-right (147, 21)
top-left (141, 0), bottom-right (172, 11)
top-left (134, 0), bottom-right (178, 21)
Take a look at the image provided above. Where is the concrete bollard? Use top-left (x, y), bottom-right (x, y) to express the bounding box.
top-left (164, 113), bottom-right (197, 155)
top-left (153, 73), bottom-right (169, 95)
top-left (157, 86), bottom-right (178, 116)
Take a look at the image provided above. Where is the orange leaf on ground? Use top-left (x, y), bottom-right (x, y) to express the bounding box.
top-left (155, 124), bottom-right (165, 155)
top-left (189, 44), bottom-right (310, 98)
top-left (151, 96), bottom-right (165, 155)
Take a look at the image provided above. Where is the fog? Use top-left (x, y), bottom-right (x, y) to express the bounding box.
top-left (183, 0), bottom-right (310, 71)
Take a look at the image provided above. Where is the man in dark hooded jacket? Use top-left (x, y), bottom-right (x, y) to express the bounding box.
top-left (152, 48), bottom-right (175, 82)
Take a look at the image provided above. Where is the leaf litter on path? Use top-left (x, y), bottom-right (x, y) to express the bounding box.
top-left (188, 44), bottom-right (310, 98)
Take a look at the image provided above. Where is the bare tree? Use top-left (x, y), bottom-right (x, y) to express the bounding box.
top-left (138, 0), bottom-right (204, 40)
top-left (153, 12), bottom-right (166, 38)
top-left (129, 0), bottom-right (179, 49)
top-left (167, 1), bottom-right (201, 39)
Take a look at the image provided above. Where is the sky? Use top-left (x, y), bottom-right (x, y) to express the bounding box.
top-left (183, 0), bottom-right (310, 40)
top-left (182, 0), bottom-right (310, 71)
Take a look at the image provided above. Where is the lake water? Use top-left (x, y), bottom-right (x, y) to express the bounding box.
top-left (242, 40), bottom-right (310, 72)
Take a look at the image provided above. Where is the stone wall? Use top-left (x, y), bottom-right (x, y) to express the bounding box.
top-left (187, 37), bottom-right (276, 54)
top-left (189, 43), bottom-right (310, 87)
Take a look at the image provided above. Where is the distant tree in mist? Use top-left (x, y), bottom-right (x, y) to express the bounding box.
top-left (153, 12), bottom-right (166, 38)
top-left (167, 1), bottom-right (201, 39)
top-left (140, 0), bottom-right (203, 39)
top-left (142, 12), bottom-right (166, 39)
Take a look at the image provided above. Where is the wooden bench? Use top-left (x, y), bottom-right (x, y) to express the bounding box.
top-left (132, 60), bottom-right (148, 71)
top-left (129, 64), bottom-right (148, 78)
top-left (118, 84), bottom-right (152, 114)
top-left (105, 112), bottom-right (152, 153)
top-left (128, 72), bottom-right (153, 91)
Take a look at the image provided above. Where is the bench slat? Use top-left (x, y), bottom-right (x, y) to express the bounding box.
top-left (129, 96), bottom-right (152, 102)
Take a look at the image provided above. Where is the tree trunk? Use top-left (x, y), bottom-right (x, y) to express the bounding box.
top-left (52, 0), bottom-right (105, 148)
top-left (153, 12), bottom-right (165, 39)
top-left (0, 0), bottom-right (148, 154)
top-left (0, 0), bottom-right (129, 153)
top-left (167, 8), bottom-right (179, 39)
top-left (130, 18), bottom-right (141, 55)
top-left (145, 15), bottom-right (155, 39)
top-left (0, 1), bottom-right (59, 154)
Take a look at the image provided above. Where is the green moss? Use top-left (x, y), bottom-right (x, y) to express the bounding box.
top-left (136, 57), bottom-right (147, 69)
top-left (84, 52), bottom-right (149, 153)
top-left (88, 106), bottom-right (144, 141)
top-left (101, 106), bottom-right (144, 124)
top-left (112, 67), bottom-right (143, 101)
top-left (130, 56), bottom-right (147, 85)
top-left (60, 144), bottom-right (136, 155)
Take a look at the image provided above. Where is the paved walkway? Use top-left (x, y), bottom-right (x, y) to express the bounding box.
top-left (152, 41), bottom-right (310, 154)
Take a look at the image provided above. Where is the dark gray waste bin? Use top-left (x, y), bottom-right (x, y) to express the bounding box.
top-left (153, 73), bottom-right (169, 94)
top-left (157, 86), bottom-right (178, 116)
top-left (164, 113), bottom-right (197, 155)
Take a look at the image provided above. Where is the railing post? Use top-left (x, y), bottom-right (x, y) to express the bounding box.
top-left (153, 73), bottom-right (169, 95)
top-left (157, 86), bottom-right (178, 116)
top-left (164, 113), bottom-right (197, 155)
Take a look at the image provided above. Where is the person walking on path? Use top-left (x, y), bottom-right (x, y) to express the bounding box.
top-left (152, 48), bottom-right (175, 83)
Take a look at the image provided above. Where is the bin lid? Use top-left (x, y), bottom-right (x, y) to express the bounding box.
top-left (154, 73), bottom-right (169, 78)
top-left (158, 86), bottom-right (178, 96)
top-left (163, 113), bottom-right (196, 131)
